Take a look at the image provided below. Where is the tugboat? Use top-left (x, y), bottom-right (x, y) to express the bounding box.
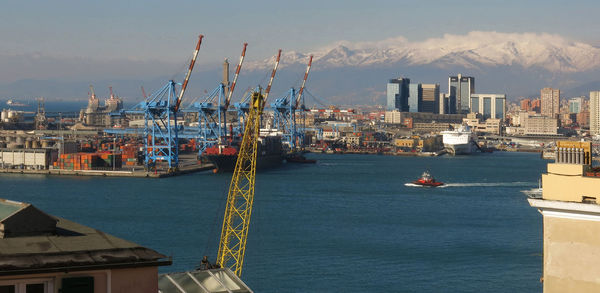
top-left (412, 171), bottom-right (444, 187)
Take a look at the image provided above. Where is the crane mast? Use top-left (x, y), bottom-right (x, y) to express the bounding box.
top-left (175, 34), bottom-right (204, 112)
top-left (216, 89), bottom-right (264, 277)
top-left (215, 50), bottom-right (282, 277)
top-left (225, 43), bottom-right (248, 109)
top-left (295, 55), bottom-right (313, 108)
top-left (264, 49), bottom-right (282, 102)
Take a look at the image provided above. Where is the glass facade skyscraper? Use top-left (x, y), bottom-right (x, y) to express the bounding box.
top-left (408, 83), bottom-right (422, 113)
top-left (448, 74), bottom-right (474, 114)
top-left (386, 78), bottom-right (410, 111)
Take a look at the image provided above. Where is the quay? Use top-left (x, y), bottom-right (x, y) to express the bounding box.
top-left (0, 162), bottom-right (214, 178)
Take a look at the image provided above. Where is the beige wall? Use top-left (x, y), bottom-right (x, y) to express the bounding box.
top-left (542, 163), bottom-right (600, 203)
top-left (111, 266), bottom-right (158, 293)
top-left (543, 216), bottom-right (600, 292)
top-left (0, 266), bottom-right (158, 293)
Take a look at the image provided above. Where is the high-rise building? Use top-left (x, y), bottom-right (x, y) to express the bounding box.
top-left (421, 84), bottom-right (440, 114)
top-left (520, 99), bottom-right (531, 111)
top-left (469, 94), bottom-right (506, 120)
top-left (387, 78), bottom-right (410, 111)
top-left (590, 91), bottom-right (600, 135)
top-left (569, 97), bottom-right (583, 114)
top-left (531, 99), bottom-right (542, 113)
top-left (541, 87), bottom-right (560, 118)
top-left (408, 83), bottom-right (422, 113)
top-left (439, 93), bottom-right (448, 114)
top-left (449, 74), bottom-right (475, 114)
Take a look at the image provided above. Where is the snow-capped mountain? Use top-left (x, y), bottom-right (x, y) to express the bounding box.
top-left (246, 31), bottom-right (600, 73)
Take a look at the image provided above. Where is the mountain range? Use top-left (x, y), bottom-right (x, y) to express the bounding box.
top-left (2, 31), bottom-right (600, 106)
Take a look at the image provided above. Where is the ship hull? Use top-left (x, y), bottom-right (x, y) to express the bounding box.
top-left (444, 142), bottom-right (474, 155)
top-left (204, 153), bottom-right (284, 173)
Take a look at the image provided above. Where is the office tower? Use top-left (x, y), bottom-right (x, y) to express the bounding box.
top-left (449, 74), bottom-right (474, 114)
top-left (569, 97), bottom-right (583, 114)
top-left (387, 78), bottom-right (410, 111)
top-left (439, 93), bottom-right (448, 114)
top-left (470, 94), bottom-right (506, 119)
top-left (541, 87), bottom-right (560, 118)
top-left (408, 83), bottom-right (422, 113)
top-left (421, 84), bottom-right (440, 113)
top-left (591, 91), bottom-right (600, 135)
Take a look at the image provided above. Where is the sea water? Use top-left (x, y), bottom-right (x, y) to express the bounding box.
top-left (1, 151), bottom-right (546, 292)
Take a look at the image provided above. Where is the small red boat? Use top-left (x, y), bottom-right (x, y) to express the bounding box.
top-left (412, 171), bottom-right (444, 187)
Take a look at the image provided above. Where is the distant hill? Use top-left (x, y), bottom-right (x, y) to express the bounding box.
top-left (3, 31), bottom-right (600, 105)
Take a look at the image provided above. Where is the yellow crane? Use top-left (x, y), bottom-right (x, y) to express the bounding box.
top-left (215, 50), bottom-right (281, 277)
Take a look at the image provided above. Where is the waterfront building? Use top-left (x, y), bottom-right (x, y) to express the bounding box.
top-left (387, 78), bottom-right (410, 111)
top-left (590, 91), bottom-right (600, 135)
top-left (448, 74), bottom-right (474, 114)
top-left (541, 87), bottom-right (560, 118)
top-left (421, 84), bottom-right (440, 114)
top-left (470, 94), bottom-right (506, 120)
top-left (522, 114), bottom-right (558, 135)
top-left (408, 83), bottom-right (422, 113)
top-left (0, 198), bottom-right (171, 292)
top-left (527, 141), bottom-right (600, 292)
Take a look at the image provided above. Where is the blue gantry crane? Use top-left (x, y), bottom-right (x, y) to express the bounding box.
top-left (107, 35), bottom-right (204, 172)
top-left (183, 43), bottom-right (248, 156)
top-left (270, 55), bottom-right (313, 150)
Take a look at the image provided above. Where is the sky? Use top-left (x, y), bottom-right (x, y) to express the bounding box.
top-left (2, 0), bottom-right (599, 65)
top-left (1, 0), bottom-right (600, 100)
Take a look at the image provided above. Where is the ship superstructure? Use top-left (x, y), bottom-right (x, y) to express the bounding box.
top-left (441, 125), bottom-right (477, 155)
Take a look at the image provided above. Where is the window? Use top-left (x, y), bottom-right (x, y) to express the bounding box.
top-left (0, 279), bottom-right (53, 293)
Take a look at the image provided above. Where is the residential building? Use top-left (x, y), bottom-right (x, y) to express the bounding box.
top-left (578, 110), bottom-right (590, 129)
top-left (520, 99), bottom-right (531, 111)
top-left (470, 94), bottom-right (506, 120)
top-left (421, 83), bottom-right (440, 114)
top-left (527, 141), bottom-right (600, 292)
top-left (591, 91), bottom-right (600, 135)
top-left (531, 99), bottom-right (542, 113)
top-left (387, 78), bottom-right (410, 111)
top-left (541, 87), bottom-right (560, 118)
top-left (0, 199), bottom-right (171, 293)
top-left (384, 110), bottom-right (402, 124)
top-left (448, 74), bottom-right (474, 114)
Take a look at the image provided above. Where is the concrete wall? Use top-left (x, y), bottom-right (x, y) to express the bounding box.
top-left (543, 216), bottom-right (600, 292)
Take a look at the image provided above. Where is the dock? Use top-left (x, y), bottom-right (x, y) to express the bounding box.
top-left (0, 163), bottom-right (214, 178)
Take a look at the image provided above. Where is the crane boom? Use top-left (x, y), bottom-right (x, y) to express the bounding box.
top-left (264, 49), bottom-right (282, 102)
top-left (216, 89), bottom-right (265, 277)
top-left (141, 86), bottom-right (148, 98)
top-left (175, 34), bottom-right (204, 112)
top-left (225, 43), bottom-right (248, 109)
top-left (295, 55), bottom-right (313, 109)
top-left (109, 86), bottom-right (114, 99)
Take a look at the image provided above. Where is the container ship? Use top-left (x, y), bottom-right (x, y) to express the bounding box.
top-left (440, 125), bottom-right (477, 155)
top-left (202, 134), bottom-right (285, 172)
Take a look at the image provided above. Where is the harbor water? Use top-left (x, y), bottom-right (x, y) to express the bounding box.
top-left (1, 152), bottom-right (546, 292)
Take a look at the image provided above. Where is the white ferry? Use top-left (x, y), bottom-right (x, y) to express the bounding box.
top-left (441, 125), bottom-right (478, 155)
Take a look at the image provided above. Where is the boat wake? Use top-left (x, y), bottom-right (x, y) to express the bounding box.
top-left (405, 182), bottom-right (534, 188)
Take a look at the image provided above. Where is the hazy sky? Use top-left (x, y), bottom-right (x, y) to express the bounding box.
top-left (2, 0), bottom-right (599, 67)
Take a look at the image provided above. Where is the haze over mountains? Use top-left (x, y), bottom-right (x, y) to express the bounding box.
top-left (2, 31), bottom-right (600, 106)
